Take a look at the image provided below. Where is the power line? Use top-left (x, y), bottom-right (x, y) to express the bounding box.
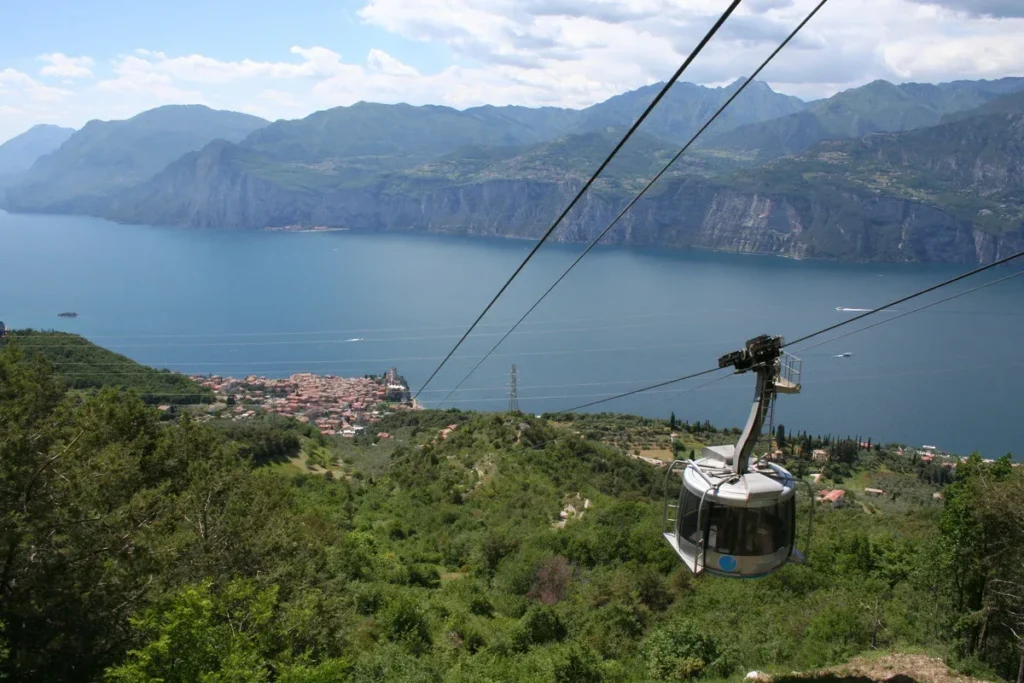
top-left (436, 0), bottom-right (832, 408)
top-left (413, 0), bottom-right (744, 401)
top-left (562, 366), bottom-right (724, 412)
top-left (785, 250), bottom-right (1024, 348)
top-left (635, 370), bottom-right (739, 414)
top-left (793, 269), bottom-right (1024, 354)
top-left (557, 252), bottom-right (1024, 413)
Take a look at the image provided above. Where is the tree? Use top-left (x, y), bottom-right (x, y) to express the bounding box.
top-left (643, 619), bottom-right (726, 680)
top-left (669, 412), bottom-right (677, 431)
top-left (776, 424), bottom-right (786, 448)
top-left (104, 580), bottom-right (277, 683)
top-left (939, 455), bottom-right (1024, 681)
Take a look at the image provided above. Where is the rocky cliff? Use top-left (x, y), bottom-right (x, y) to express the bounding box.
top-left (104, 151), bottom-right (1024, 264)
top-left (10, 84), bottom-right (1024, 265)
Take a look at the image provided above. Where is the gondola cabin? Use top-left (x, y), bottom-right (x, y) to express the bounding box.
top-left (663, 447), bottom-right (800, 578)
top-left (662, 334), bottom-right (811, 578)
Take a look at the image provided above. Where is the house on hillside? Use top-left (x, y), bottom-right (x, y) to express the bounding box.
top-left (812, 449), bottom-right (829, 462)
top-left (864, 487), bottom-right (885, 496)
top-left (818, 489), bottom-right (846, 508)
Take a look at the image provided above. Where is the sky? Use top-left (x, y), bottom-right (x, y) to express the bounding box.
top-left (1, 0), bottom-right (1023, 142)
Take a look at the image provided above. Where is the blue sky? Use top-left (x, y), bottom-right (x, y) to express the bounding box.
top-left (0, 0), bottom-right (452, 76)
top-left (1, 0), bottom-right (1023, 142)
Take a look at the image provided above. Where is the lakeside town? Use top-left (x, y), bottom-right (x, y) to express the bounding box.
top-left (184, 367), bottom-right (416, 437)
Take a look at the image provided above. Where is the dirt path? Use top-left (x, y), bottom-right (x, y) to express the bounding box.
top-left (770, 653), bottom-right (992, 683)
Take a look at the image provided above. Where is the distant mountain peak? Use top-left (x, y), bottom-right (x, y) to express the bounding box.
top-left (0, 123), bottom-right (76, 176)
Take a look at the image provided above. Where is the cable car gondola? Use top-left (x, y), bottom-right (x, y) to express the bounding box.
top-left (663, 335), bottom-right (813, 578)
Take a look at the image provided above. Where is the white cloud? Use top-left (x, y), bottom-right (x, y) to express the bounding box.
top-left (0, 68), bottom-right (73, 102)
top-left (366, 49), bottom-right (419, 76)
top-left (3, 0), bottom-right (1024, 143)
top-left (906, 0), bottom-right (1024, 18)
top-left (105, 46), bottom-right (350, 86)
top-left (883, 30), bottom-right (1023, 81)
top-left (38, 53), bottom-right (95, 79)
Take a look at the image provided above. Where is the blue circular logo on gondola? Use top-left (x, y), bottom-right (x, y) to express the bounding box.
top-left (718, 555), bottom-right (738, 572)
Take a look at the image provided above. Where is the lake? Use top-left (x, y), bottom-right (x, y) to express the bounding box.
top-left (1, 211), bottom-right (1021, 458)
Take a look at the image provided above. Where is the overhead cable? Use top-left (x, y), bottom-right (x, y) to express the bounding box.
top-left (562, 366), bottom-right (724, 412)
top-left (437, 0), bottom-right (832, 408)
top-left (412, 0), bottom-right (744, 400)
top-left (793, 269), bottom-right (1024, 353)
top-left (784, 250), bottom-right (1024, 348)
top-left (559, 252), bottom-right (1024, 413)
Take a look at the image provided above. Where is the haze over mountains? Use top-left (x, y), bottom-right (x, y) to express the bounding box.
top-left (0, 124), bottom-right (74, 189)
top-left (2, 76), bottom-right (1023, 263)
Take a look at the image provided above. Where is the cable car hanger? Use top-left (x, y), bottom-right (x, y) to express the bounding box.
top-left (663, 334), bottom-right (813, 579)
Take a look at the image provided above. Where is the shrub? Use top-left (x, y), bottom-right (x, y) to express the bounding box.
top-left (642, 619), bottom-right (727, 680)
top-left (379, 596), bottom-right (432, 654)
top-left (553, 646), bottom-right (604, 683)
top-left (528, 556), bottom-right (573, 605)
top-left (511, 605), bottom-right (567, 651)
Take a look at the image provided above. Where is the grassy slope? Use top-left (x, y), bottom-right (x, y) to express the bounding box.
top-left (2, 329), bottom-right (212, 404)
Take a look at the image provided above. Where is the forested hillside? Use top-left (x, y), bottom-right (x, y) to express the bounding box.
top-left (1, 338), bottom-right (1021, 682)
top-left (1, 329), bottom-right (213, 404)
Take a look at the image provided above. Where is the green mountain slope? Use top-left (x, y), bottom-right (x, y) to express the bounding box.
top-left (3, 337), bottom-right (1023, 682)
top-left (0, 123), bottom-right (75, 175)
top-left (1, 329), bottom-right (213, 404)
top-left (743, 109), bottom-right (1024, 234)
top-left (940, 90), bottom-right (1024, 124)
top-left (1, 79), bottom-right (801, 214)
top-left (102, 127), bottom-right (749, 230)
top-left (707, 76), bottom-right (1024, 158)
top-left (100, 104), bottom-right (1024, 263)
top-left (3, 105), bottom-right (267, 211)
top-left (401, 129), bottom-right (684, 184)
top-left (4, 77), bottom-right (1023, 263)
top-left (577, 79), bottom-right (807, 143)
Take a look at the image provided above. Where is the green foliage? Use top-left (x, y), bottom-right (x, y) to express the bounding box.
top-left (105, 580), bottom-right (276, 683)
top-left (553, 646), bottom-right (604, 683)
top-left (1, 339), bottom-right (1019, 682)
top-left (2, 330), bottom-right (213, 404)
top-left (379, 595), bottom-right (433, 653)
top-left (642, 619), bottom-right (727, 680)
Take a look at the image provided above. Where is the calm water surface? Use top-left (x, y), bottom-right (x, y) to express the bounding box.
top-left (1, 211), bottom-right (1021, 457)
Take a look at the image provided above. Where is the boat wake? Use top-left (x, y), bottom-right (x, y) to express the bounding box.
top-left (836, 307), bottom-right (898, 313)
top-left (345, 337), bottom-right (364, 342)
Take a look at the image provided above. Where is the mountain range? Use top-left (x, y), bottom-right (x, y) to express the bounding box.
top-left (0, 123), bottom-right (74, 190)
top-left (2, 76), bottom-right (1023, 263)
